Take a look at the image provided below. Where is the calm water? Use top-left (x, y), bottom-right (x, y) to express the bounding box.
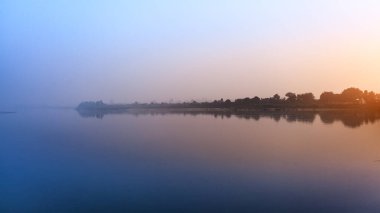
top-left (2, 109), bottom-right (380, 212)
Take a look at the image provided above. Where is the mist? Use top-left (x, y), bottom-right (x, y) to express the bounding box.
top-left (2, 0), bottom-right (380, 109)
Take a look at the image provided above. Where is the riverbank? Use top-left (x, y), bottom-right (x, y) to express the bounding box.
top-left (77, 105), bottom-right (380, 113)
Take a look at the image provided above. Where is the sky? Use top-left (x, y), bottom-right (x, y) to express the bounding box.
top-left (1, 0), bottom-right (380, 108)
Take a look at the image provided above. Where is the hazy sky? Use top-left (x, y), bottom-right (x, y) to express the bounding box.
top-left (2, 0), bottom-right (380, 107)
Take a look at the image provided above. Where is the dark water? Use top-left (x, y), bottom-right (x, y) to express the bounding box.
top-left (2, 109), bottom-right (380, 212)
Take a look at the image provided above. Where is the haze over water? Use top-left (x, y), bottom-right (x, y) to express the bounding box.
top-left (2, 109), bottom-right (380, 212)
top-left (2, 1), bottom-right (380, 108)
top-left (2, 1), bottom-right (380, 212)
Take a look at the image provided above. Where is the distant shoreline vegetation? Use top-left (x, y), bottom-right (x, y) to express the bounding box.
top-left (77, 87), bottom-right (380, 111)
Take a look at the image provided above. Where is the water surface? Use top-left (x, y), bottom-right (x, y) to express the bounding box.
top-left (1, 109), bottom-right (380, 212)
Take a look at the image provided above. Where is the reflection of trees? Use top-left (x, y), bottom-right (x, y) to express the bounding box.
top-left (284, 111), bottom-right (317, 123)
top-left (76, 109), bottom-right (131, 119)
top-left (77, 110), bottom-right (105, 119)
top-left (79, 110), bottom-right (298, 124)
top-left (77, 109), bottom-right (380, 128)
top-left (319, 111), bottom-right (380, 128)
top-left (78, 106), bottom-right (380, 124)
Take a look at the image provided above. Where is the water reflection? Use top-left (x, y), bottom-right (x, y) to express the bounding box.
top-left (77, 109), bottom-right (380, 128)
top-left (3, 109), bottom-right (380, 212)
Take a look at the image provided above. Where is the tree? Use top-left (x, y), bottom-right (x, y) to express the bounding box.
top-left (285, 92), bottom-right (296, 102)
top-left (235, 97), bottom-right (251, 105)
top-left (320, 91), bottom-right (335, 103)
top-left (297, 93), bottom-right (315, 104)
top-left (243, 97), bottom-right (251, 104)
top-left (363, 90), bottom-right (376, 104)
top-left (341, 87), bottom-right (363, 102)
top-left (251, 96), bottom-right (260, 104)
top-left (273, 94), bottom-right (280, 100)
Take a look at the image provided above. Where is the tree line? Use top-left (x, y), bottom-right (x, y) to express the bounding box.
top-left (163, 87), bottom-right (380, 108)
top-left (78, 87), bottom-right (380, 110)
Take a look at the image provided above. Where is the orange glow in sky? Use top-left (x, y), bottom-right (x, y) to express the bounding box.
top-left (2, 0), bottom-right (380, 106)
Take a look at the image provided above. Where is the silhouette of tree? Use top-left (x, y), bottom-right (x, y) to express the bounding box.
top-left (78, 87), bottom-right (380, 111)
top-left (285, 92), bottom-right (296, 102)
top-left (273, 94), bottom-right (280, 100)
top-left (297, 93), bottom-right (315, 104)
top-left (251, 96), bottom-right (260, 104)
top-left (235, 97), bottom-right (252, 106)
top-left (341, 87), bottom-right (363, 103)
top-left (320, 91), bottom-right (335, 103)
top-left (243, 97), bottom-right (250, 104)
top-left (363, 90), bottom-right (376, 104)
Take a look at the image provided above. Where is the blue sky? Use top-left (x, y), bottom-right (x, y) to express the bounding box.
top-left (2, 0), bottom-right (380, 108)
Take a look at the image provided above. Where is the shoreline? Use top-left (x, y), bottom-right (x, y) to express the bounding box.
top-left (76, 106), bottom-right (380, 113)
